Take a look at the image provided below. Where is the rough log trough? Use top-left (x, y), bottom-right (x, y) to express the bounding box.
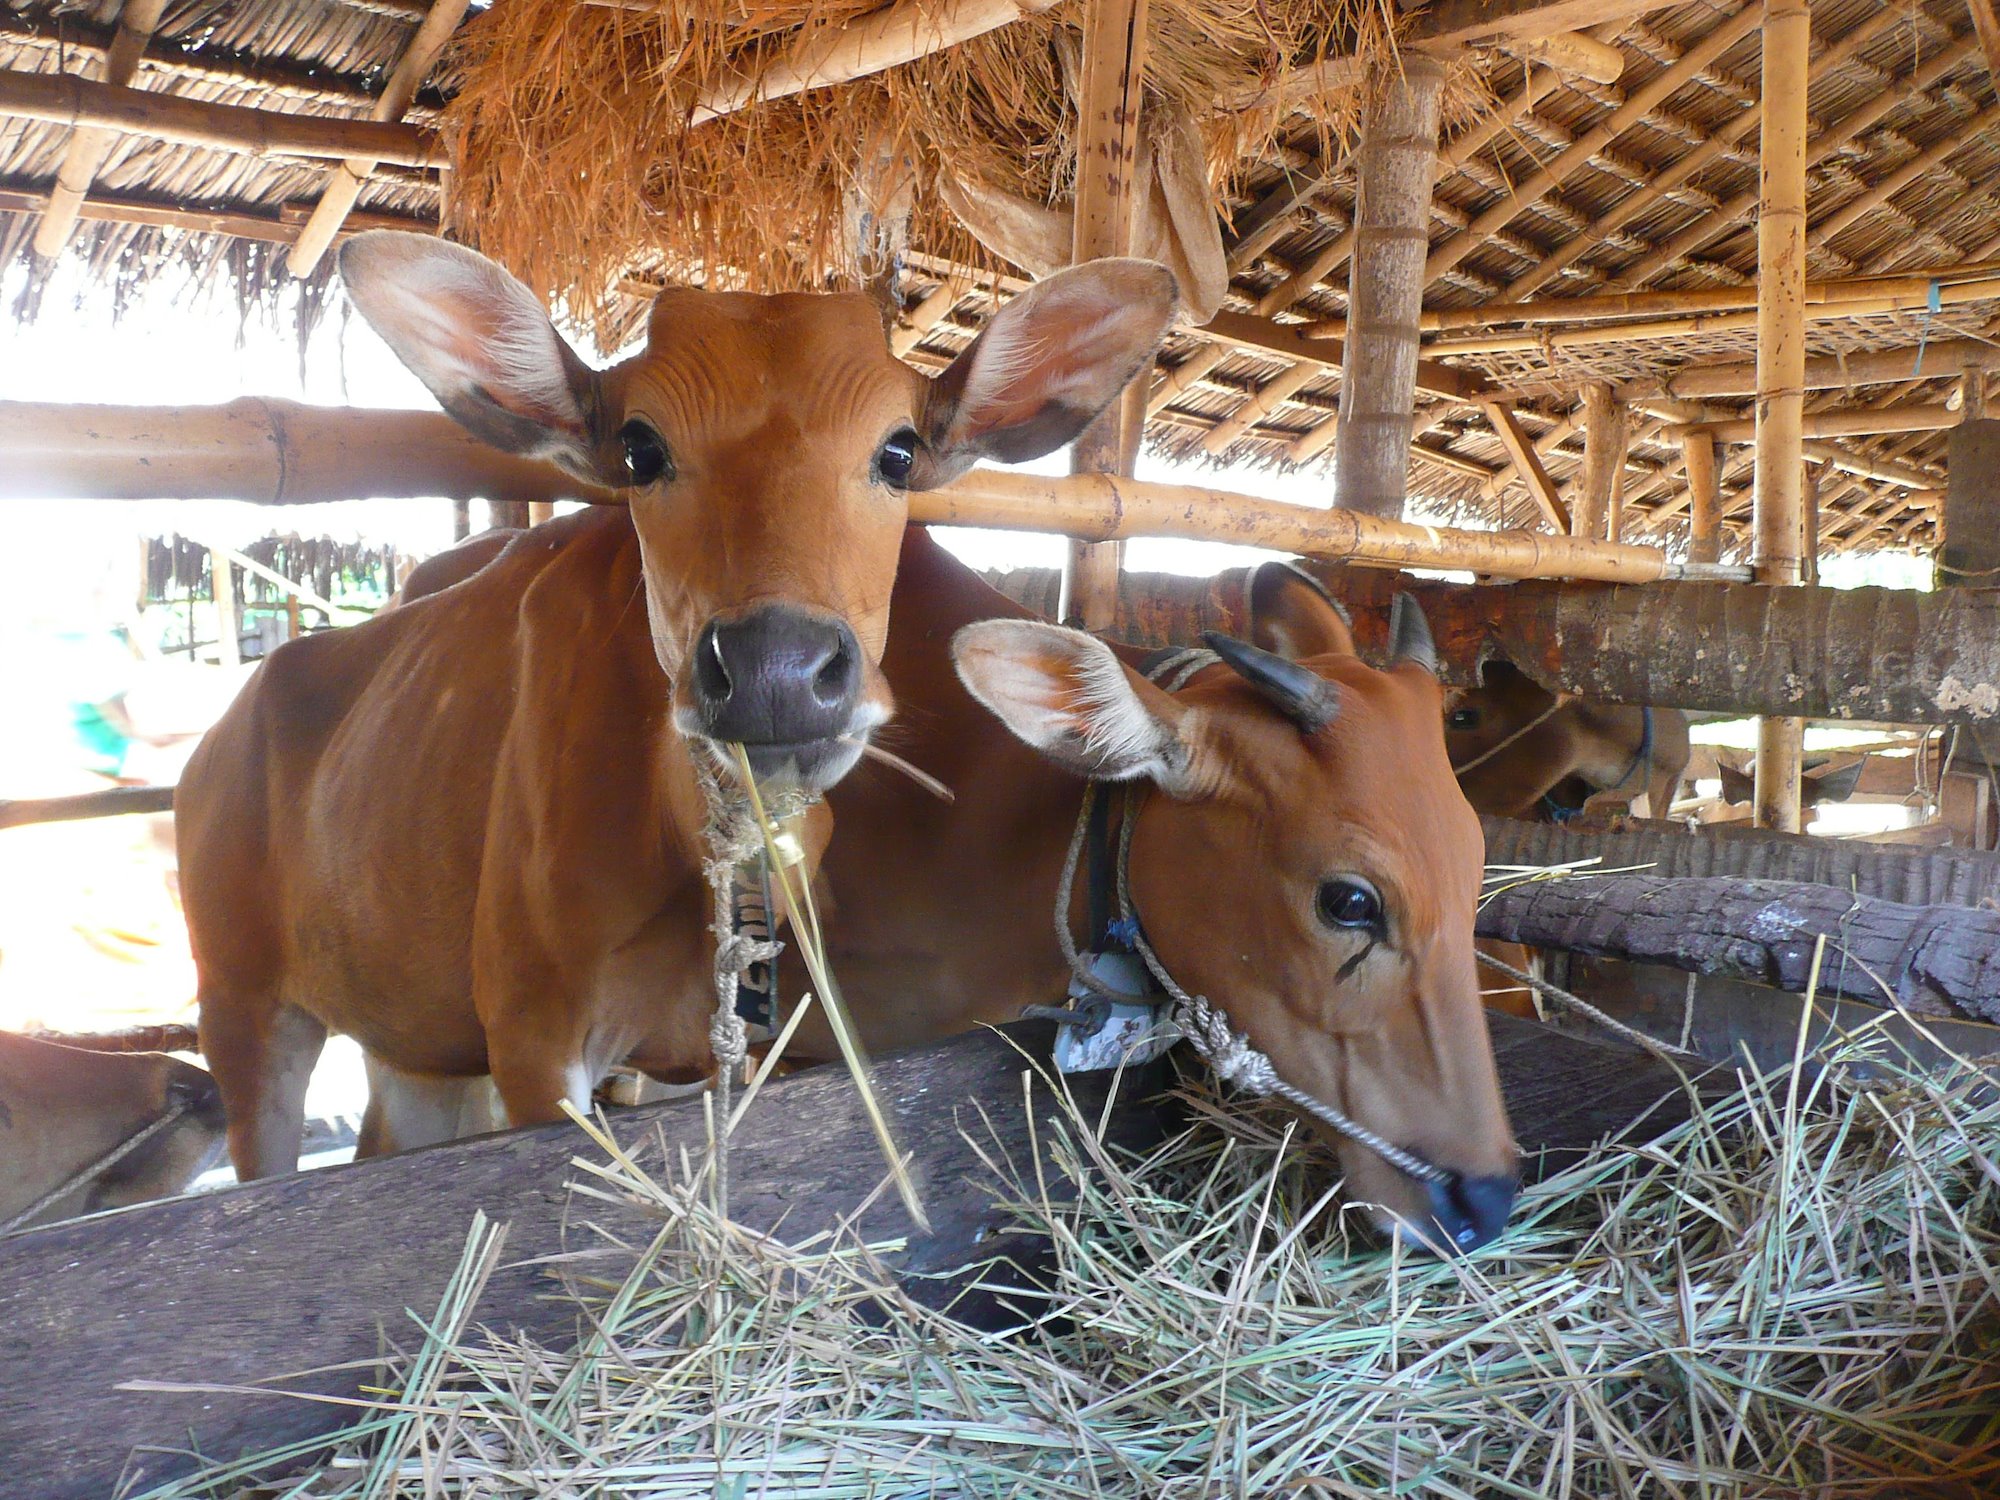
top-left (986, 565), bottom-right (2000, 725)
top-left (1478, 869), bottom-right (2000, 1021)
top-left (0, 1016), bottom-right (1709, 1500)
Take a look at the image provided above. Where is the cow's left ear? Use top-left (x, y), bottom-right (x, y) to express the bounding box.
top-left (908, 259), bottom-right (1178, 489)
top-left (1247, 561), bottom-right (1354, 661)
top-left (952, 620), bottom-right (1202, 796)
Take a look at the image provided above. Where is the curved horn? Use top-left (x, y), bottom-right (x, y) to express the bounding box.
top-left (1389, 594), bottom-right (1438, 676)
top-left (1200, 631), bottom-right (1340, 733)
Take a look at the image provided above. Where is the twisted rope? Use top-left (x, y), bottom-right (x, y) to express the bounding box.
top-left (1, 1096), bottom-right (194, 1237)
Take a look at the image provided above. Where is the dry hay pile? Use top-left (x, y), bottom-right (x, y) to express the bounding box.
top-left (438, 0), bottom-right (1388, 347)
top-left (136, 1034), bottom-right (1999, 1498)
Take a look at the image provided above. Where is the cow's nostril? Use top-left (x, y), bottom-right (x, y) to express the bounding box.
top-left (1424, 1171), bottom-right (1519, 1253)
top-left (693, 622), bottom-right (733, 706)
top-left (813, 637), bottom-right (854, 708)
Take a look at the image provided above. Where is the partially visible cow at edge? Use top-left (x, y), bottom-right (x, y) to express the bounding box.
top-left (176, 231), bottom-right (1177, 1179)
top-left (804, 532), bottom-right (1519, 1253)
top-left (1443, 661), bottom-right (1691, 823)
top-left (0, 1030), bottom-right (225, 1232)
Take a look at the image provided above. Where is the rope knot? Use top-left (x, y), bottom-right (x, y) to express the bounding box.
top-left (1175, 995), bottom-right (1279, 1094)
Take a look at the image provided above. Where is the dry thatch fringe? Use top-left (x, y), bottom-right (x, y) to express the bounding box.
top-left (441, 0), bottom-right (1395, 347)
top-left (133, 1027), bottom-right (2000, 1499)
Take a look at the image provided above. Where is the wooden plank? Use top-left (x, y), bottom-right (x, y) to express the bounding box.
top-left (1480, 400), bottom-right (1572, 531)
top-left (0, 68), bottom-right (441, 167)
top-left (0, 1014), bottom-right (1703, 1499)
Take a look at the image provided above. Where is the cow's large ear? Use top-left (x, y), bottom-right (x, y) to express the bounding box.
top-left (953, 620), bottom-right (1201, 795)
top-left (340, 232), bottom-right (608, 482)
top-left (909, 259), bottom-right (1178, 488)
top-left (1247, 561), bottom-right (1354, 661)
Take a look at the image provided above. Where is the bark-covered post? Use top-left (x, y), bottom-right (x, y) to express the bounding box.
top-left (1683, 426), bottom-right (1723, 563)
top-left (488, 500), bottom-right (531, 530)
top-left (1753, 0), bottom-right (1810, 833)
top-left (1575, 381), bottom-right (1624, 541)
top-left (1942, 415), bottom-right (2000, 588)
top-left (1333, 53), bottom-right (1448, 519)
top-left (1061, 0), bottom-right (1151, 630)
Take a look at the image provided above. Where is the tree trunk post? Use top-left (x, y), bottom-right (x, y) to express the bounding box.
top-left (1334, 53), bottom-right (1448, 520)
top-left (1752, 0), bottom-right (1810, 832)
top-left (1575, 381), bottom-right (1623, 541)
top-left (1060, 0), bottom-right (1151, 631)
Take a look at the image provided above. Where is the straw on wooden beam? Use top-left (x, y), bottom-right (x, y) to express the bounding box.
top-left (285, 0), bottom-right (469, 278)
top-left (29, 0), bottom-right (166, 258)
top-left (693, 0), bottom-right (1060, 122)
top-left (0, 69), bottom-right (443, 168)
top-left (1495, 28), bottom-right (1624, 82)
top-left (1809, 104), bottom-right (2000, 253)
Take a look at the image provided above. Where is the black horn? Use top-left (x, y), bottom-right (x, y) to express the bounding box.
top-left (1389, 594), bottom-right (1438, 676)
top-left (1201, 631), bottom-right (1340, 733)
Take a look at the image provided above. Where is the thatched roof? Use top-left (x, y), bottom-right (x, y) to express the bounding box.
top-left (3, 0), bottom-right (1996, 557)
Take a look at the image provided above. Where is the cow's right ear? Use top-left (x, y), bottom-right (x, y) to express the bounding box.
top-left (340, 232), bottom-right (609, 483)
top-left (909, 259), bottom-right (1178, 489)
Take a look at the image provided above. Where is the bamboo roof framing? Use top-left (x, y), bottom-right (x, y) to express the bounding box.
top-left (1, 0), bottom-right (1998, 557)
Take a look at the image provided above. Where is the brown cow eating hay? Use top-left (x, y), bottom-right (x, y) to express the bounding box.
top-left (176, 233), bottom-right (1176, 1180)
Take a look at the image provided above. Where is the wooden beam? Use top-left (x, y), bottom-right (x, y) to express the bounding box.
top-left (1060, 0), bottom-right (1150, 631)
top-left (1494, 29), bottom-right (1626, 82)
top-left (1480, 400), bottom-right (1571, 531)
top-left (1574, 383), bottom-right (1622, 541)
top-left (28, 0), bottom-right (166, 257)
top-left (1682, 426), bottom-right (1722, 564)
top-left (1614, 339), bottom-right (1993, 403)
top-left (1335, 54), bottom-right (1448, 520)
top-left (0, 182), bottom-right (435, 246)
top-left (1666, 403), bottom-right (1957, 445)
top-left (0, 68), bottom-right (441, 168)
top-left (693, 0), bottom-right (1057, 121)
top-left (1200, 309), bottom-right (1485, 401)
top-left (285, 0), bottom-right (469, 277)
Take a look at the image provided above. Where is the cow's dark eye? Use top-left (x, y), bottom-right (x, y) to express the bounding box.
top-left (620, 419), bottom-right (673, 486)
top-left (1447, 707), bottom-right (1480, 731)
top-left (876, 428), bottom-right (920, 488)
top-left (1317, 878), bottom-right (1384, 933)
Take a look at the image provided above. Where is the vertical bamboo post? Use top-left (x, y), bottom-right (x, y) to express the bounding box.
top-left (1683, 427), bottom-right (1723, 563)
top-left (452, 498), bottom-right (471, 542)
top-left (1753, 0), bottom-right (1810, 833)
top-left (32, 0), bottom-right (169, 258)
top-left (528, 501), bottom-right (556, 527)
top-left (1061, 0), bottom-right (1151, 630)
top-left (489, 500), bottom-right (531, 530)
top-left (1574, 381), bottom-right (1624, 541)
top-left (1333, 53), bottom-right (1448, 520)
top-left (210, 547), bottom-right (240, 667)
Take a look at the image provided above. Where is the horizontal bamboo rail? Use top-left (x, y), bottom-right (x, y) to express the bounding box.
top-left (0, 399), bottom-right (1741, 584)
top-left (1609, 339), bottom-right (1993, 403)
top-left (0, 69), bottom-right (441, 167)
top-left (1664, 403), bottom-right (1958, 444)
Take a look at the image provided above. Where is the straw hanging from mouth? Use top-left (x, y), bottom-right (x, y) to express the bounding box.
top-left (728, 743), bottom-right (930, 1231)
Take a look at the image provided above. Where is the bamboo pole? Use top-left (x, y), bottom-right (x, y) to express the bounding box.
top-left (0, 399), bottom-right (1751, 584)
top-left (1612, 339), bottom-right (1992, 403)
top-left (30, 0), bottom-right (167, 257)
top-left (1335, 53), bottom-right (1448, 521)
top-left (0, 70), bottom-right (442, 168)
top-left (1495, 29), bottom-right (1626, 83)
top-left (1574, 383), bottom-right (1622, 541)
top-left (0, 182), bottom-right (432, 247)
top-left (1682, 427), bottom-right (1723, 564)
top-left (1480, 401), bottom-right (1570, 531)
top-left (0, 399), bottom-right (616, 505)
top-left (1061, 0), bottom-right (1150, 630)
top-left (209, 547), bottom-right (240, 667)
top-left (1663, 403), bottom-right (1957, 444)
top-left (1754, 0), bottom-right (1811, 835)
top-left (527, 501), bottom-right (556, 527)
top-left (285, 0), bottom-right (470, 278)
top-left (693, 0), bottom-right (1057, 121)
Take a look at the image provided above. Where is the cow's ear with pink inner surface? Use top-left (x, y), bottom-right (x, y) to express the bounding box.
top-left (952, 620), bottom-right (1203, 796)
top-left (339, 231), bottom-right (611, 485)
top-left (910, 259), bottom-right (1179, 488)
